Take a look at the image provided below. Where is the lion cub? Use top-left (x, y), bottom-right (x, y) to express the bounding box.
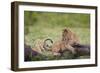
top-left (52, 28), bottom-right (80, 56)
top-left (32, 38), bottom-right (53, 54)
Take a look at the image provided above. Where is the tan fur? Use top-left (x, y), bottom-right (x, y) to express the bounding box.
top-left (32, 39), bottom-right (45, 54)
top-left (32, 39), bottom-right (53, 54)
top-left (52, 28), bottom-right (80, 55)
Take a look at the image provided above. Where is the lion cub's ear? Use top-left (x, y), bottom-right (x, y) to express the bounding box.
top-left (63, 29), bottom-right (67, 32)
top-left (63, 28), bottom-right (70, 32)
top-left (62, 28), bottom-right (69, 35)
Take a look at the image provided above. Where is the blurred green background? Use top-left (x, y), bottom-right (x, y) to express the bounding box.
top-left (24, 11), bottom-right (90, 61)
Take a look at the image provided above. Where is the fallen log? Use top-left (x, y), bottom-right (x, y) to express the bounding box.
top-left (58, 44), bottom-right (90, 59)
top-left (24, 44), bottom-right (40, 61)
top-left (73, 44), bottom-right (90, 56)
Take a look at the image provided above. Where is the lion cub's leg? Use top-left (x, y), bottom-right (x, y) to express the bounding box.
top-left (65, 44), bottom-right (76, 54)
top-left (51, 42), bottom-right (62, 56)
